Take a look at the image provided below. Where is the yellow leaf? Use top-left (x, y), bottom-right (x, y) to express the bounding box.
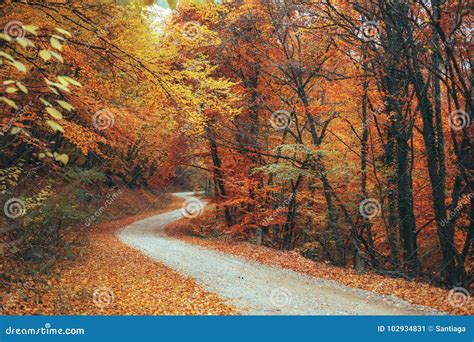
top-left (0, 51), bottom-right (14, 61)
top-left (16, 37), bottom-right (35, 49)
top-left (55, 153), bottom-right (69, 165)
top-left (40, 97), bottom-right (53, 107)
top-left (7, 60), bottom-right (26, 73)
top-left (56, 100), bottom-right (74, 111)
top-left (50, 37), bottom-right (63, 51)
top-left (11, 127), bottom-right (22, 135)
top-left (52, 34), bottom-right (66, 41)
top-left (16, 82), bottom-right (28, 94)
top-left (46, 107), bottom-right (63, 119)
top-left (48, 86), bottom-right (59, 95)
top-left (50, 51), bottom-right (63, 63)
top-left (57, 76), bottom-right (81, 87)
top-left (46, 120), bottom-right (64, 133)
top-left (22, 25), bottom-right (39, 36)
top-left (39, 50), bottom-right (52, 61)
top-left (0, 97), bottom-right (18, 109)
top-left (53, 82), bottom-right (70, 93)
top-left (6, 87), bottom-right (17, 94)
top-left (0, 33), bottom-right (12, 42)
top-left (55, 27), bottom-right (72, 38)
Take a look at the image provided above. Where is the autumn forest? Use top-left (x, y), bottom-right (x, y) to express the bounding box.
top-left (0, 0), bottom-right (472, 316)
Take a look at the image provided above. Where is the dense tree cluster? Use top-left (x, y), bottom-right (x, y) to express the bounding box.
top-left (0, 0), bottom-right (472, 289)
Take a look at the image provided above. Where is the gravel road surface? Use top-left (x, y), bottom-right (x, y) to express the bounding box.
top-left (117, 192), bottom-right (438, 315)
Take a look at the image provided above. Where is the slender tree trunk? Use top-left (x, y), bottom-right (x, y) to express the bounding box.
top-left (282, 176), bottom-right (302, 251)
top-left (319, 163), bottom-right (345, 265)
top-left (205, 122), bottom-right (232, 226)
top-left (360, 65), bottom-right (377, 264)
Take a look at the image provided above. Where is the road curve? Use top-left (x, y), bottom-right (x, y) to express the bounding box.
top-left (117, 192), bottom-right (438, 315)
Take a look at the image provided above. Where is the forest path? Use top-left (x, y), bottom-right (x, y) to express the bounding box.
top-left (117, 192), bottom-right (435, 315)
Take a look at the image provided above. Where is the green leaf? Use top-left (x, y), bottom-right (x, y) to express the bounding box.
top-left (52, 34), bottom-right (66, 41)
top-left (50, 51), bottom-right (63, 63)
top-left (48, 86), bottom-right (59, 95)
top-left (5, 87), bottom-right (17, 94)
top-left (39, 50), bottom-right (52, 61)
top-left (46, 107), bottom-right (63, 119)
top-left (56, 100), bottom-right (74, 111)
top-left (57, 76), bottom-right (69, 86)
top-left (55, 27), bottom-right (72, 38)
top-left (0, 33), bottom-right (12, 42)
top-left (0, 51), bottom-right (14, 61)
top-left (45, 78), bottom-right (70, 93)
top-left (7, 60), bottom-right (26, 73)
top-left (16, 82), bottom-right (28, 94)
top-left (0, 97), bottom-right (18, 109)
top-left (55, 153), bottom-right (69, 165)
top-left (22, 25), bottom-right (39, 36)
top-left (53, 82), bottom-right (70, 93)
top-left (50, 37), bottom-right (63, 50)
top-left (46, 120), bottom-right (64, 133)
top-left (57, 76), bottom-right (81, 87)
top-left (11, 127), bottom-right (22, 135)
top-left (40, 97), bottom-right (53, 107)
top-left (16, 37), bottom-right (35, 49)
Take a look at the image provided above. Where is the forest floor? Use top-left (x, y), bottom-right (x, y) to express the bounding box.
top-left (118, 192), bottom-right (439, 315)
top-left (2, 191), bottom-right (469, 315)
top-left (1, 190), bottom-right (235, 315)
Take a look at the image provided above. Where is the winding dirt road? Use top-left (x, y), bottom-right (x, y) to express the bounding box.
top-left (117, 192), bottom-right (437, 315)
